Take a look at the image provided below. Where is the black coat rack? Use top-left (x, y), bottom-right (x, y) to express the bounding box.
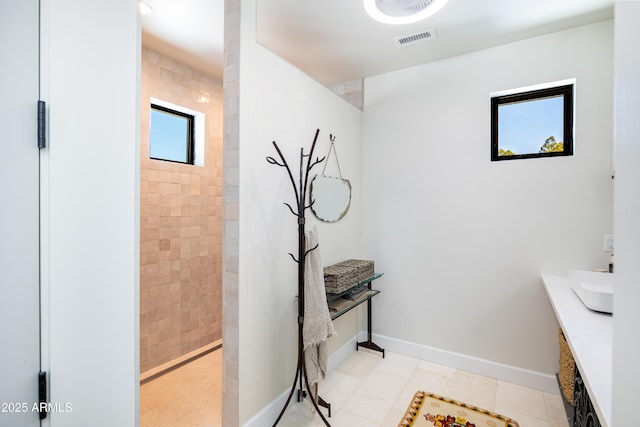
top-left (267, 129), bottom-right (332, 427)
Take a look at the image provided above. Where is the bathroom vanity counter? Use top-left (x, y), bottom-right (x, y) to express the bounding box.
top-left (542, 274), bottom-right (612, 427)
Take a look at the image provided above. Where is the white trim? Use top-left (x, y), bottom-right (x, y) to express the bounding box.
top-left (489, 78), bottom-right (576, 98)
top-left (245, 331), bottom-right (559, 425)
top-left (39, 2), bottom-right (51, 426)
top-left (327, 331), bottom-right (367, 372)
top-left (372, 333), bottom-right (560, 394)
top-left (149, 97), bottom-right (206, 167)
top-left (242, 388), bottom-right (290, 427)
top-left (242, 333), bottom-right (364, 427)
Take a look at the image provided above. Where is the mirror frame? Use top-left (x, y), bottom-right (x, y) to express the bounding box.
top-left (309, 175), bottom-right (352, 223)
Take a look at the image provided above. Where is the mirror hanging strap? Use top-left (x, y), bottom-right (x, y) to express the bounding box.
top-left (321, 134), bottom-right (343, 179)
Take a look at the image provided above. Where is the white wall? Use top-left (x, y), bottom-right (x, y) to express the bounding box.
top-left (613, 1), bottom-right (640, 424)
top-left (40, 1), bottom-right (140, 426)
top-left (237, 0), bottom-right (364, 423)
top-left (362, 21), bottom-right (613, 384)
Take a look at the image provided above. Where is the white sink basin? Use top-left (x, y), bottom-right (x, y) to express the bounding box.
top-left (569, 269), bottom-right (613, 314)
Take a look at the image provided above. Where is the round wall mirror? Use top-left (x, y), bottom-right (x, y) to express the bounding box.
top-left (310, 175), bottom-right (351, 222)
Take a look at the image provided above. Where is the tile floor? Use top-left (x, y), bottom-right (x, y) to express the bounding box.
top-left (139, 347), bottom-right (570, 427)
top-left (277, 349), bottom-right (570, 427)
top-left (140, 349), bottom-right (222, 427)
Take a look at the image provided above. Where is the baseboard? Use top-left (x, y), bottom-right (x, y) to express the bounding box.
top-left (370, 333), bottom-right (559, 394)
top-left (243, 333), bottom-right (364, 427)
top-left (327, 331), bottom-right (367, 372)
top-left (244, 332), bottom-right (559, 426)
top-left (242, 387), bottom-right (291, 427)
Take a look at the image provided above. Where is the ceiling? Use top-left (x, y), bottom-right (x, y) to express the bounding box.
top-left (140, 0), bottom-right (613, 86)
top-left (140, 0), bottom-right (225, 80)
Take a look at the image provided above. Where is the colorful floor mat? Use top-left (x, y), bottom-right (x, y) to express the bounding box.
top-left (398, 391), bottom-right (519, 427)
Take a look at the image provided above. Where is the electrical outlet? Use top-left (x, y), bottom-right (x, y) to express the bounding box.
top-left (604, 234), bottom-right (614, 252)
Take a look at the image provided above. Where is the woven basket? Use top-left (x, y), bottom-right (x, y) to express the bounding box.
top-left (339, 259), bottom-right (375, 283)
top-left (324, 259), bottom-right (374, 294)
top-left (324, 263), bottom-right (359, 294)
top-left (558, 328), bottom-right (575, 405)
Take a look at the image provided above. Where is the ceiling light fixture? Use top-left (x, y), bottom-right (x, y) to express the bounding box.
top-left (138, 2), bottom-right (153, 15)
top-left (363, 0), bottom-right (449, 25)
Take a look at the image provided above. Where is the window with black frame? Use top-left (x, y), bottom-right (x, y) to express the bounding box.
top-left (491, 83), bottom-right (574, 161)
top-left (149, 104), bottom-right (195, 164)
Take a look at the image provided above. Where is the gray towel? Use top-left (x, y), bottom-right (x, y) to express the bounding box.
top-left (303, 226), bottom-right (337, 385)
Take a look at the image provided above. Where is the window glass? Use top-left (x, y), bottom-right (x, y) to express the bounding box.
top-left (150, 104), bottom-right (194, 164)
top-left (491, 84), bottom-right (573, 161)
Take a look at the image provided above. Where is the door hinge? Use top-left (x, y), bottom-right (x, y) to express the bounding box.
top-left (37, 100), bottom-right (46, 149)
top-left (38, 371), bottom-right (47, 420)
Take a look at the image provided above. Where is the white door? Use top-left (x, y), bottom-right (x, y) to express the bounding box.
top-left (0, 1), bottom-right (42, 426)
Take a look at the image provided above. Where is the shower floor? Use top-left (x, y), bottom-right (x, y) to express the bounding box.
top-left (140, 348), bottom-right (222, 427)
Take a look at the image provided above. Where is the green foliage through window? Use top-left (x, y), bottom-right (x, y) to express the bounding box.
top-left (539, 136), bottom-right (564, 153)
top-left (498, 148), bottom-right (515, 156)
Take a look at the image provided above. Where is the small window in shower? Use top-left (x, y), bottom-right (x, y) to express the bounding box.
top-left (149, 104), bottom-right (195, 164)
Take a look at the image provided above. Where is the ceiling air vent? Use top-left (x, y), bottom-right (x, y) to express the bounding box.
top-left (394, 28), bottom-right (437, 47)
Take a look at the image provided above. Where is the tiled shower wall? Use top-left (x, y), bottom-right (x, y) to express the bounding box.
top-left (140, 48), bottom-right (223, 373)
